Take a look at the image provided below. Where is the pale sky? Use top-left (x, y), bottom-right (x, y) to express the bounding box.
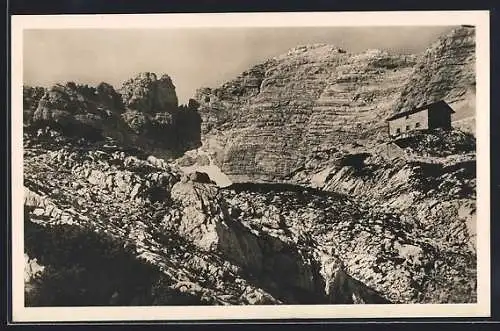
top-left (23, 26), bottom-right (456, 104)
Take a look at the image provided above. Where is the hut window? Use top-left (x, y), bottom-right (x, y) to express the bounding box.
top-left (405, 125), bottom-right (410, 131)
top-left (396, 128), bottom-right (401, 134)
top-left (415, 122), bottom-right (421, 128)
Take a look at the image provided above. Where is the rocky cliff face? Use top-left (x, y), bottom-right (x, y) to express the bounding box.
top-left (23, 86), bottom-right (47, 124)
top-left (195, 45), bottom-right (417, 182)
top-left (194, 26), bottom-right (475, 182)
top-left (118, 72), bottom-right (201, 153)
top-left (24, 73), bottom-right (201, 155)
top-left (393, 26), bottom-right (475, 122)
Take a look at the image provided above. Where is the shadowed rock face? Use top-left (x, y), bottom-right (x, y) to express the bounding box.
top-left (194, 27), bottom-right (475, 182)
top-left (23, 86), bottom-right (47, 124)
top-left (25, 73), bottom-right (202, 154)
top-left (118, 72), bottom-right (201, 152)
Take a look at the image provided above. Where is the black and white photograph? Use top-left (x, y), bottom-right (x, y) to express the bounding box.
top-left (11, 11), bottom-right (490, 321)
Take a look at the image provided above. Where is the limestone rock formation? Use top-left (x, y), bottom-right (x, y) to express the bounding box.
top-left (118, 72), bottom-right (200, 152)
top-left (393, 26), bottom-right (475, 122)
top-left (195, 45), bottom-right (417, 182)
top-left (120, 72), bottom-right (179, 114)
top-left (31, 82), bottom-right (125, 140)
top-left (194, 26), bottom-right (475, 182)
top-left (22, 26), bottom-right (477, 307)
top-left (24, 73), bottom-right (201, 154)
top-left (96, 82), bottom-right (125, 114)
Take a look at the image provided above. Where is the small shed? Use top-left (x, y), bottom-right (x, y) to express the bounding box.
top-left (386, 100), bottom-right (455, 138)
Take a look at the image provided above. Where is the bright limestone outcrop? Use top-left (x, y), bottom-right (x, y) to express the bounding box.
top-left (195, 45), bottom-right (417, 182)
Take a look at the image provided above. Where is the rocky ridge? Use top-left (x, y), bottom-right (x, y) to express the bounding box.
top-left (25, 72), bottom-right (201, 156)
top-left (194, 26), bottom-right (475, 182)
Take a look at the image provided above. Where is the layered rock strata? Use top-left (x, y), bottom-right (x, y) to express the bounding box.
top-left (195, 26), bottom-right (476, 182)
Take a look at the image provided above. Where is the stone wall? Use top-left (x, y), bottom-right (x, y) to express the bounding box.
top-left (388, 109), bottom-right (429, 137)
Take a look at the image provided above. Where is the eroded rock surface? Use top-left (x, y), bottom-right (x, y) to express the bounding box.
top-left (393, 26), bottom-right (475, 121)
top-left (194, 26), bottom-right (475, 182)
top-left (25, 73), bottom-right (201, 155)
top-left (23, 126), bottom-right (476, 305)
top-left (22, 26), bottom-right (477, 306)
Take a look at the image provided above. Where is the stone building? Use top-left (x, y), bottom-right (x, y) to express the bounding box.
top-left (386, 100), bottom-right (455, 138)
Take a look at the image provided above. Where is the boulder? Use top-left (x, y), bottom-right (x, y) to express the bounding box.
top-left (188, 171), bottom-right (214, 184)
